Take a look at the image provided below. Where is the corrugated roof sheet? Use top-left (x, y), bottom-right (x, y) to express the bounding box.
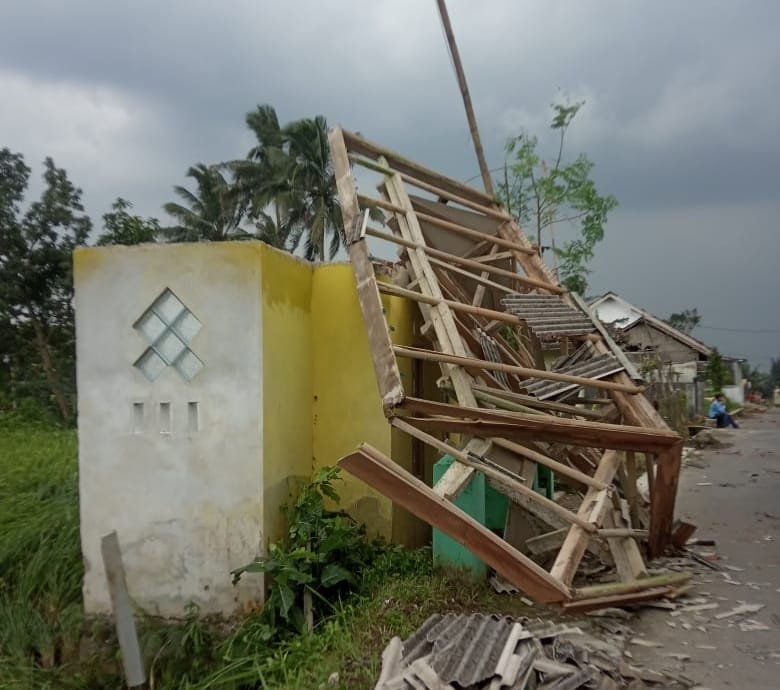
top-left (501, 294), bottom-right (595, 338)
top-left (519, 354), bottom-right (625, 401)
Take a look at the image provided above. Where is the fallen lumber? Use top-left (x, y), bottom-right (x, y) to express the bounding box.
top-left (338, 443), bottom-right (570, 603)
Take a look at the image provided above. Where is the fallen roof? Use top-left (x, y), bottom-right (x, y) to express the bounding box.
top-left (329, 127), bottom-right (686, 610)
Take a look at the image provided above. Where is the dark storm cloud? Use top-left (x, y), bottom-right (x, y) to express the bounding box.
top-left (2, 0), bottom-right (778, 365)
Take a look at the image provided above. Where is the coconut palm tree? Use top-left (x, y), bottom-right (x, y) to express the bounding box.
top-left (232, 105), bottom-right (343, 261)
top-left (162, 164), bottom-right (249, 242)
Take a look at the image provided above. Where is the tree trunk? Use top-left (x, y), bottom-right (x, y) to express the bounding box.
top-left (31, 317), bottom-right (72, 422)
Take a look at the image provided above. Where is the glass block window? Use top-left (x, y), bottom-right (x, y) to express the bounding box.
top-left (133, 289), bottom-right (204, 382)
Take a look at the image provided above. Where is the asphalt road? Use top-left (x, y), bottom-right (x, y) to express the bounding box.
top-left (629, 408), bottom-right (780, 689)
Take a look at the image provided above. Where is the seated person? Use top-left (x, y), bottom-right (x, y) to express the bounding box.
top-left (708, 393), bottom-right (739, 429)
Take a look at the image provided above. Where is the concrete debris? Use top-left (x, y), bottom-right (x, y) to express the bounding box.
top-left (375, 614), bottom-right (694, 690)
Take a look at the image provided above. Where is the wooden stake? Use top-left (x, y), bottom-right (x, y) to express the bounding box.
top-left (101, 532), bottom-right (147, 690)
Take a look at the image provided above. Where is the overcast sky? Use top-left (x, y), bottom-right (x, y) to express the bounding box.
top-left (2, 1), bottom-right (778, 368)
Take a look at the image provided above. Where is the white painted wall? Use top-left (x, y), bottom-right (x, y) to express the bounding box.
top-left (75, 243), bottom-right (264, 616)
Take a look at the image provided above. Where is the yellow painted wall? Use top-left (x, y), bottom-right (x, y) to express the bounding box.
top-left (309, 263), bottom-right (394, 538)
top-left (260, 245), bottom-right (314, 546)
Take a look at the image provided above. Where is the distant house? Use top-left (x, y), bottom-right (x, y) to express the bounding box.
top-left (589, 291), bottom-right (745, 403)
top-left (589, 292), bottom-right (711, 383)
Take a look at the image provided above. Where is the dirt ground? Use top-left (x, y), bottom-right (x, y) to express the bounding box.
top-left (629, 408), bottom-right (780, 688)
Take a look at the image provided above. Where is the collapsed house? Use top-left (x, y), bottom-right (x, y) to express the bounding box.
top-left (329, 128), bottom-right (690, 610)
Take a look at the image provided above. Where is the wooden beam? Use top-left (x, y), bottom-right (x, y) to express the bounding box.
top-left (390, 417), bottom-right (598, 533)
top-left (399, 397), bottom-right (681, 452)
top-left (329, 128), bottom-right (404, 408)
top-left (415, 209), bottom-right (535, 255)
top-left (393, 345), bottom-right (644, 395)
top-left (342, 129), bottom-right (498, 208)
top-left (472, 384), bottom-right (606, 420)
top-left (376, 280), bottom-right (522, 327)
top-left (561, 587), bottom-right (676, 614)
top-left (338, 444), bottom-right (570, 603)
top-left (429, 256), bottom-right (517, 295)
top-left (491, 437), bottom-right (607, 491)
top-left (570, 572), bottom-right (691, 601)
top-left (381, 164), bottom-right (486, 498)
top-left (471, 243), bottom-right (500, 309)
top-left (348, 241), bottom-right (405, 408)
top-left (649, 441), bottom-right (684, 558)
top-left (366, 226), bottom-right (559, 293)
top-left (602, 509), bottom-right (648, 582)
top-left (550, 451), bottom-right (622, 586)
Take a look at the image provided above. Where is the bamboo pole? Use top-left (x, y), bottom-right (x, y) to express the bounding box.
top-left (435, 0), bottom-right (494, 197)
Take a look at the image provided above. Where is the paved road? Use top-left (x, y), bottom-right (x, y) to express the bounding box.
top-left (630, 408), bottom-right (780, 688)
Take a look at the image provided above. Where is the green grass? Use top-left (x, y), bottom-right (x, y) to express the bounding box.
top-left (0, 418), bottom-right (109, 688)
top-left (0, 421), bottom-right (536, 689)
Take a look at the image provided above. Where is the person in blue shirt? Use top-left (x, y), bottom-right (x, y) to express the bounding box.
top-left (708, 393), bottom-right (739, 428)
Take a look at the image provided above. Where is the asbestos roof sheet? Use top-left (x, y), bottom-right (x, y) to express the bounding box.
top-left (520, 353), bottom-right (625, 400)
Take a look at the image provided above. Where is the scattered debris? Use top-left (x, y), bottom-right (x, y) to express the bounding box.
top-left (714, 603), bottom-right (764, 620)
top-left (374, 613), bottom-right (694, 689)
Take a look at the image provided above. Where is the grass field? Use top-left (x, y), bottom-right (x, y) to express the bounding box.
top-left (0, 420), bottom-right (532, 689)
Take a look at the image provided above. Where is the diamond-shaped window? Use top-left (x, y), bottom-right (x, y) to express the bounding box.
top-left (133, 289), bottom-right (203, 382)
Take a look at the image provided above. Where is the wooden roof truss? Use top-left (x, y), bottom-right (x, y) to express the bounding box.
top-left (329, 127), bottom-right (686, 608)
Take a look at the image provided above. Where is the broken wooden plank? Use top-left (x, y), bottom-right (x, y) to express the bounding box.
top-left (338, 444), bottom-right (570, 603)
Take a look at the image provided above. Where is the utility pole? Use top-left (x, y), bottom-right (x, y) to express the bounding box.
top-left (435, 0), bottom-right (494, 197)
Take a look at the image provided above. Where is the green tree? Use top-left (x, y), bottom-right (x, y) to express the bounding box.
top-left (233, 105), bottom-right (344, 261)
top-left (498, 101), bottom-right (617, 294)
top-left (0, 149), bottom-right (91, 422)
top-left (664, 308), bottom-right (701, 335)
top-left (705, 347), bottom-right (730, 393)
top-left (96, 197), bottom-right (160, 246)
top-left (162, 164), bottom-right (249, 242)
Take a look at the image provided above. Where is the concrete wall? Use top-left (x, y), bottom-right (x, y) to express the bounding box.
top-left (623, 321), bottom-right (699, 365)
top-left (75, 241), bottom-right (419, 617)
top-left (75, 243), bottom-right (265, 616)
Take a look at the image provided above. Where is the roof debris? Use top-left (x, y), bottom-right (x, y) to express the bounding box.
top-left (374, 613), bottom-right (695, 690)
